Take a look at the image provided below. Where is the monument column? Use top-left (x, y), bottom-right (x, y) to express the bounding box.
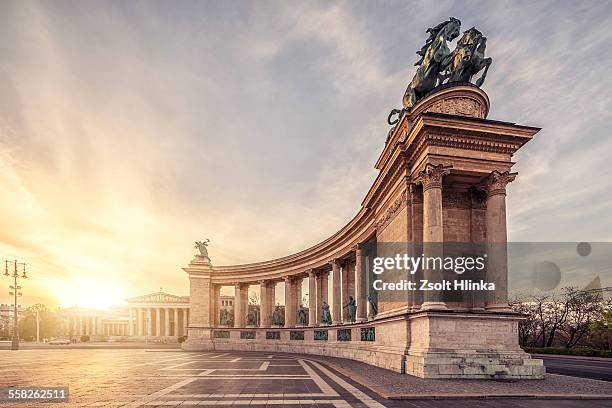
top-left (308, 270), bottom-right (316, 326)
top-left (260, 280), bottom-right (270, 327)
top-left (284, 276), bottom-right (295, 327)
top-left (234, 283), bottom-right (246, 328)
top-left (331, 260), bottom-right (341, 324)
top-left (354, 244), bottom-right (366, 322)
top-left (481, 170), bottom-right (515, 311)
top-left (418, 163), bottom-right (451, 310)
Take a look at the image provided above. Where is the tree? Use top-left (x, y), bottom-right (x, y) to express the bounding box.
top-left (18, 304), bottom-right (64, 341)
top-left (559, 288), bottom-right (604, 348)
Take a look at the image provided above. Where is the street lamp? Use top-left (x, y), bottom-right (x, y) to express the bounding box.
top-left (4, 260), bottom-right (27, 350)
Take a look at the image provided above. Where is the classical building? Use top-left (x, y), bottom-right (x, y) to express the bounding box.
top-left (56, 293), bottom-right (234, 341)
top-left (125, 292), bottom-right (190, 338)
top-left (181, 83), bottom-right (546, 379)
top-left (59, 306), bottom-right (130, 339)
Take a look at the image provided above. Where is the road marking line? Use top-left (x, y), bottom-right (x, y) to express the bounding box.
top-left (125, 376), bottom-right (198, 407)
top-left (259, 361), bottom-right (270, 370)
top-left (309, 360), bottom-right (386, 408)
top-left (230, 357), bottom-right (242, 362)
top-left (210, 353), bottom-right (229, 359)
top-left (298, 359), bottom-right (338, 396)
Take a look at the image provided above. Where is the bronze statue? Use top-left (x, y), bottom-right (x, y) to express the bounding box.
top-left (272, 305), bottom-right (284, 326)
top-left (444, 27), bottom-right (491, 86)
top-left (344, 296), bottom-right (357, 323)
top-left (194, 239), bottom-right (210, 257)
top-left (402, 17), bottom-right (461, 109)
top-left (321, 301), bottom-right (332, 325)
top-left (297, 305), bottom-right (308, 326)
top-left (368, 290), bottom-right (378, 318)
top-left (390, 18), bottom-right (493, 124)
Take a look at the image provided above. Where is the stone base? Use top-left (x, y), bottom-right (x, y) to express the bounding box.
top-left (406, 350), bottom-right (544, 379)
top-left (405, 311), bottom-right (544, 379)
top-left (182, 326), bottom-right (214, 351)
top-left (182, 311), bottom-right (544, 379)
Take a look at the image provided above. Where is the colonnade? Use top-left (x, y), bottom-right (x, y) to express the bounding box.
top-left (211, 245), bottom-right (368, 329)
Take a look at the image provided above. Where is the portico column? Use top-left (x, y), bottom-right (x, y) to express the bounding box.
top-left (354, 244), bottom-right (366, 322)
top-left (418, 163), bottom-right (451, 310)
top-left (173, 308), bottom-right (179, 336)
top-left (129, 308), bottom-right (135, 336)
top-left (331, 259), bottom-right (342, 324)
top-left (164, 308), bottom-right (170, 336)
top-left (138, 308), bottom-right (143, 336)
top-left (260, 281), bottom-right (270, 327)
top-left (308, 270), bottom-right (317, 326)
top-left (212, 285), bottom-right (220, 327)
top-left (146, 308), bottom-right (152, 336)
top-left (234, 283), bottom-right (246, 327)
top-left (482, 171), bottom-right (516, 311)
top-left (284, 276), bottom-right (295, 327)
top-left (154, 308), bottom-right (160, 336)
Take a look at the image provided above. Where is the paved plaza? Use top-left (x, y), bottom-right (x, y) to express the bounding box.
top-left (0, 350), bottom-right (611, 407)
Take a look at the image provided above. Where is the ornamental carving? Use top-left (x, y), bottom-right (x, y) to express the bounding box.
top-left (426, 97), bottom-right (484, 118)
top-left (375, 191), bottom-right (407, 230)
top-left (415, 163), bottom-right (452, 191)
top-left (479, 170), bottom-right (517, 197)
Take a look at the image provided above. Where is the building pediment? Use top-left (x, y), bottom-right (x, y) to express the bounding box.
top-left (126, 292), bottom-right (188, 304)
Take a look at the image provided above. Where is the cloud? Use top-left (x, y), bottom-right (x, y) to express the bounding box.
top-left (0, 0), bottom-right (611, 307)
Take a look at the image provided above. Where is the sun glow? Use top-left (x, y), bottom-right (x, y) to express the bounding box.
top-left (51, 278), bottom-right (127, 310)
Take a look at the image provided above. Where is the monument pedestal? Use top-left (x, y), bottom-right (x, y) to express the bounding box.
top-left (181, 252), bottom-right (216, 352)
top-left (405, 311), bottom-right (544, 379)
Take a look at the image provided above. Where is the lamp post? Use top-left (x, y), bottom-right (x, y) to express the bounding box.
top-left (4, 260), bottom-right (27, 351)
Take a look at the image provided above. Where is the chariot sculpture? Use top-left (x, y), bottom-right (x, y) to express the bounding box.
top-left (389, 17), bottom-right (493, 125)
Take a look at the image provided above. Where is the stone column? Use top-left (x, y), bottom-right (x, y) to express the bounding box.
top-left (154, 308), bottom-right (160, 336)
top-left (315, 272), bottom-right (323, 325)
top-left (331, 259), bottom-right (341, 324)
top-left (234, 283), bottom-right (247, 328)
top-left (164, 308), bottom-right (170, 336)
top-left (260, 281), bottom-right (270, 327)
top-left (146, 308), bottom-right (152, 336)
top-left (136, 307), bottom-right (144, 337)
top-left (419, 164), bottom-right (451, 310)
top-left (284, 276), bottom-right (295, 327)
top-left (354, 244), bottom-right (366, 322)
top-left (308, 270), bottom-right (317, 326)
top-left (173, 308), bottom-right (179, 336)
top-left (482, 171), bottom-right (515, 311)
top-left (129, 308), bottom-right (134, 336)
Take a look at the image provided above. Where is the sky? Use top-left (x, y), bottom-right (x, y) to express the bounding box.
top-left (0, 0), bottom-right (611, 309)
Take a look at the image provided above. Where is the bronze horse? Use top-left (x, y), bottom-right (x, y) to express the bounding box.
top-left (402, 17), bottom-right (461, 109)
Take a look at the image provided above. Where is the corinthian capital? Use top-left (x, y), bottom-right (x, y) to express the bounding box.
top-left (480, 170), bottom-right (517, 197)
top-left (416, 163), bottom-right (452, 191)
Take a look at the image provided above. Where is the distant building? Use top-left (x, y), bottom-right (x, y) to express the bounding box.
top-left (0, 303), bottom-right (26, 338)
top-left (56, 292), bottom-right (234, 342)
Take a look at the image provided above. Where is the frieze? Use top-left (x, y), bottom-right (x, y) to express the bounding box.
top-left (375, 191), bottom-right (407, 231)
